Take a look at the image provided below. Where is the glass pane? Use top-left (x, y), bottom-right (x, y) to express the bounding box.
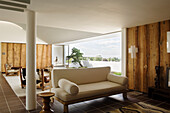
top-left (65, 32), bottom-right (121, 73)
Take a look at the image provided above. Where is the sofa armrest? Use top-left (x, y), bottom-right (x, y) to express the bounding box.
top-left (107, 73), bottom-right (128, 86)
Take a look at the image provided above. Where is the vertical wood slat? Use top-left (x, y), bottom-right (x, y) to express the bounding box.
top-left (21, 44), bottom-right (26, 68)
top-left (146, 23), bottom-right (160, 88)
top-left (127, 28), bottom-right (133, 90)
top-left (127, 28), bottom-right (134, 90)
top-left (37, 44), bottom-right (43, 69)
top-left (13, 43), bottom-right (21, 67)
top-left (160, 20), bottom-right (170, 88)
top-left (138, 25), bottom-right (147, 92)
top-left (46, 45), bottom-right (49, 66)
top-left (41, 44), bottom-right (44, 68)
top-left (7, 43), bottom-right (14, 66)
top-left (42, 45), bottom-right (47, 68)
top-left (127, 27), bottom-right (137, 90)
top-left (46, 45), bottom-right (52, 67)
top-left (1, 43), bottom-right (7, 72)
top-left (133, 27), bottom-right (138, 91)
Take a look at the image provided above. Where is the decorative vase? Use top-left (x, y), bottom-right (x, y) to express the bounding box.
top-left (55, 57), bottom-right (58, 62)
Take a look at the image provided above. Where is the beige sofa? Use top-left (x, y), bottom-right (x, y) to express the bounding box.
top-left (52, 67), bottom-right (128, 113)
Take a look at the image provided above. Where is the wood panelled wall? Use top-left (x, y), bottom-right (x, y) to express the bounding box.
top-left (1, 42), bottom-right (52, 72)
top-left (127, 20), bottom-right (170, 92)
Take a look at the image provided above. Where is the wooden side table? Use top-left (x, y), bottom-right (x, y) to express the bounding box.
top-left (38, 92), bottom-right (55, 113)
top-left (148, 87), bottom-right (170, 100)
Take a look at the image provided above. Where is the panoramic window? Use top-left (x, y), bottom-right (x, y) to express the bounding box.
top-left (65, 32), bottom-right (121, 73)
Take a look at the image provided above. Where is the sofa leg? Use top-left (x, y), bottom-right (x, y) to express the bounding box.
top-left (64, 104), bottom-right (68, 113)
top-left (123, 92), bottom-right (127, 99)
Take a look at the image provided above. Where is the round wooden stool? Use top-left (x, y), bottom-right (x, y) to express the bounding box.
top-left (38, 92), bottom-right (55, 113)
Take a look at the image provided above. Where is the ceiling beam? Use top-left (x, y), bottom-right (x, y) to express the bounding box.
top-left (0, 5), bottom-right (24, 12)
top-left (0, 1), bottom-right (27, 8)
top-left (10, 0), bottom-right (30, 4)
top-left (1, 0), bottom-right (30, 5)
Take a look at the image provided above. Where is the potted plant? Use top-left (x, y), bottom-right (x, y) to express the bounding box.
top-left (67, 47), bottom-right (83, 67)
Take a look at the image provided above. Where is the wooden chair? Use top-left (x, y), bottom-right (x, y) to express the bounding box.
top-left (20, 68), bottom-right (41, 88)
top-left (41, 67), bottom-right (53, 91)
top-left (4, 64), bottom-right (20, 76)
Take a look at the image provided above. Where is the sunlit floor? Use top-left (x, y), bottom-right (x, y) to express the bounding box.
top-left (0, 75), bottom-right (170, 113)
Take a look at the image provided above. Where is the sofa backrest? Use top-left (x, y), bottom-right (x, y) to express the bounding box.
top-left (52, 67), bottom-right (110, 88)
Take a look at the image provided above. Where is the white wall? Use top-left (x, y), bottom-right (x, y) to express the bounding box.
top-left (0, 21), bottom-right (46, 44)
top-left (52, 45), bottom-right (63, 65)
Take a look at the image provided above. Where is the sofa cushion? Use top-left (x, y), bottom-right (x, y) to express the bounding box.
top-left (52, 81), bottom-right (126, 101)
top-left (107, 73), bottom-right (128, 86)
top-left (52, 67), bottom-right (110, 88)
top-left (58, 79), bottom-right (79, 95)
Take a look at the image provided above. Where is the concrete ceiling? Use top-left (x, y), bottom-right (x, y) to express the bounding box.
top-left (18, 24), bottom-right (101, 44)
top-left (0, 21), bottom-right (100, 44)
top-left (0, 0), bottom-right (170, 43)
top-left (36, 26), bottom-right (101, 44)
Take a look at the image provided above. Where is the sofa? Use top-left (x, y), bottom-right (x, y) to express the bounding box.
top-left (52, 67), bottom-right (128, 113)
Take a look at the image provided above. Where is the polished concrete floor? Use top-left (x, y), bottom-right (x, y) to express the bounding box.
top-left (0, 75), bottom-right (170, 113)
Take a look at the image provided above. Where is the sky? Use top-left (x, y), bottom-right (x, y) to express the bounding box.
top-left (68, 32), bottom-right (121, 58)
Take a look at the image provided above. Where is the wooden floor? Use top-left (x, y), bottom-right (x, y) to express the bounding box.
top-left (0, 75), bottom-right (170, 113)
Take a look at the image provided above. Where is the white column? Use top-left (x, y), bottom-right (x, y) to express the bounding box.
top-left (26, 10), bottom-right (37, 110)
top-left (121, 28), bottom-right (127, 77)
top-left (62, 45), bottom-right (65, 65)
